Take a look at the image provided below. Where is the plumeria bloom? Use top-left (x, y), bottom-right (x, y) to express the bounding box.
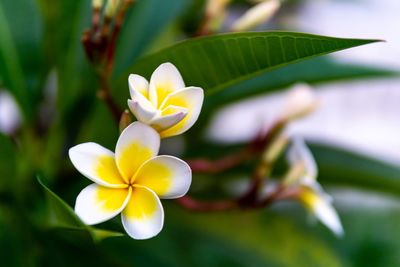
top-left (69, 122), bottom-right (191, 239)
top-left (286, 138), bottom-right (344, 236)
top-left (128, 63), bottom-right (204, 138)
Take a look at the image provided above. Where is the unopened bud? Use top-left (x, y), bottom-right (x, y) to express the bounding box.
top-left (280, 84), bottom-right (318, 122)
top-left (262, 135), bottom-right (288, 163)
top-left (231, 0), bottom-right (281, 31)
top-left (105, 0), bottom-right (121, 18)
top-left (282, 161), bottom-right (306, 186)
top-left (0, 90), bottom-right (21, 135)
top-left (206, 0), bottom-right (231, 19)
top-left (92, 0), bottom-right (104, 9)
top-left (119, 109), bottom-right (132, 133)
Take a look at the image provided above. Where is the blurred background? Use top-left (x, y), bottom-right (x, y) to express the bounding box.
top-left (0, 0), bottom-right (400, 266)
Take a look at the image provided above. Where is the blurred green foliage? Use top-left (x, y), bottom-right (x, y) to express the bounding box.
top-left (0, 0), bottom-right (400, 266)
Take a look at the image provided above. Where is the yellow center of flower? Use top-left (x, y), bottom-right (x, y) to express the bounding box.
top-left (96, 186), bottom-right (129, 211)
top-left (134, 161), bottom-right (172, 195)
top-left (124, 186), bottom-right (159, 219)
top-left (118, 142), bottom-right (154, 182)
top-left (96, 155), bottom-right (125, 184)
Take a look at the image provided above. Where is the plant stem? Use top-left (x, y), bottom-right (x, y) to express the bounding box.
top-left (97, 70), bottom-right (122, 121)
top-left (176, 196), bottom-right (237, 212)
top-left (187, 149), bottom-right (253, 174)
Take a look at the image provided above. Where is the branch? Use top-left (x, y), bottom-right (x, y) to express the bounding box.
top-left (82, 1), bottom-right (135, 122)
top-left (176, 196), bottom-right (237, 212)
top-left (97, 71), bottom-right (122, 121)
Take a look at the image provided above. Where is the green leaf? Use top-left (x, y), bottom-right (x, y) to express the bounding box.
top-left (113, 0), bottom-right (189, 77)
top-left (52, 1), bottom-right (95, 115)
top-left (0, 2), bottom-right (31, 119)
top-left (310, 143), bottom-right (400, 197)
top-left (115, 31), bottom-right (380, 104)
top-left (0, 134), bottom-right (16, 191)
top-left (37, 177), bottom-right (123, 243)
top-left (0, 0), bottom-right (45, 122)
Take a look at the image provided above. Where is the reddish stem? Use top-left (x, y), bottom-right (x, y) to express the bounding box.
top-left (187, 149), bottom-right (253, 174)
top-left (176, 196), bottom-right (237, 212)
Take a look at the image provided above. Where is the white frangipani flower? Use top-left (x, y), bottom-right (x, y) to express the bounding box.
top-left (231, 0), bottom-right (281, 31)
top-left (128, 63), bottom-right (204, 138)
top-left (69, 122), bottom-right (192, 239)
top-left (287, 138), bottom-right (344, 237)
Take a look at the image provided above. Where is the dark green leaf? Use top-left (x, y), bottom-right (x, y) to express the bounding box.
top-left (113, 0), bottom-right (189, 77)
top-left (0, 1), bottom-right (38, 119)
top-left (115, 31), bottom-right (380, 105)
top-left (311, 143), bottom-right (400, 197)
top-left (0, 134), bottom-right (16, 191)
top-left (204, 58), bottom-right (398, 111)
top-left (37, 177), bottom-right (123, 242)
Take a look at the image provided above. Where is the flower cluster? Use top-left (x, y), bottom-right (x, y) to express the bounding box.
top-left (69, 63), bottom-right (203, 239)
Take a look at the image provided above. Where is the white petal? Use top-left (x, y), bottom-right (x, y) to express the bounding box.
top-left (128, 99), bottom-right (157, 123)
top-left (75, 184), bottom-right (131, 225)
top-left (149, 63), bottom-right (185, 107)
top-left (115, 122), bottom-right (160, 183)
top-left (128, 74), bottom-right (157, 122)
top-left (128, 74), bottom-right (149, 99)
top-left (150, 106), bottom-right (188, 132)
top-left (69, 143), bottom-right (126, 188)
top-left (134, 155), bottom-right (192, 199)
top-left (121, 185), bottom-right (164, 240)
top-left (313, 196), bottom-right (344, 237)
top-left (159, 87), bottom-right (204, 138)
top-left (287, 137), bottom-right (318, 179)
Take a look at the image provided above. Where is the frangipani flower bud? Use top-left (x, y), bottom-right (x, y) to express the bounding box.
top-left (206, 0), bottom-right (231, 19)
top-left (119, 109), bottom-right (132, 133)
top-left (105, 0), bottom-right (121, 18)
top-left (0, 90), bottom-right (21, 135)
top-left (280, 83), bottom-right (318, 122)
top-left (286, 138), bottom-right (344, 236)
top-left (231, 0), bottom-right (281, 31)
top-left (127, 63), bottom-right (204, 138)
top-left (92, 0), bottom-right (104, 9)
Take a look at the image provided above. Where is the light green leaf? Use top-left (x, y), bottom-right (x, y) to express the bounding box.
top-left (37, 177), bottom-right (123, 243)
top-left (115, 31), bottom-right (380, 105)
